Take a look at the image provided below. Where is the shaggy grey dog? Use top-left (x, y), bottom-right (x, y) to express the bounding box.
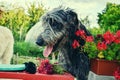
top-left (36, 7), bottom-right (91, 80)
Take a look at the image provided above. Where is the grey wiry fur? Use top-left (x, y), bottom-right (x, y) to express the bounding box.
top-left (36, 7), bottom-right (91, 80)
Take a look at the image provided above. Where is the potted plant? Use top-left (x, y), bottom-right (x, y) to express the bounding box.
top-left (72, 29), bottom-right (120, 76)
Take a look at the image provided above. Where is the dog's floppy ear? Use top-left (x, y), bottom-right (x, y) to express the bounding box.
top-left (66, 9), bottom-right (79, 26)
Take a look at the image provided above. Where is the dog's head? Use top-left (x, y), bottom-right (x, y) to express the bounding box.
top-left (36, 7), bottom-right (80, 57)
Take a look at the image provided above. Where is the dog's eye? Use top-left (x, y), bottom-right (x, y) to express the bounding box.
top-left (52, 21), bottom-right (58, 29)
top-left (52, 21), bottom-right (63, 30)
top-left (49, 18), bottom-right (63, 30)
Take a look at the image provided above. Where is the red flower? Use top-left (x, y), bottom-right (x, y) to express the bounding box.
top-left (72, 40), bottom-right (80, 49)
top-left (103, 31), bottom-right (115, 44)
top-left (114, 30), bottom-right (120, 44)
top-left (114, 67), bottom-right (120, 80)
top-left (97, 41), bottom-right (107, 50)
top-left (86, 36), bottom-right (94, 42)
top-left (114, 38), bottom-right (120, 44)
top-left (75, 30), bottom-right (86, 38)
top-left (116, 30), bottom-right (120, 37)
top-left (38, 59), bottom-right (53, 74)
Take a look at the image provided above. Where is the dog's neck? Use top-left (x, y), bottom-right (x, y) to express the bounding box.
top-left (58, 36), bottom-right (67, 47)
top-left (58, 39), bottom-right (82, 73)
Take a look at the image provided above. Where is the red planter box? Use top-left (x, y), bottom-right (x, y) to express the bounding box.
top-left (90, 59), bottom-right (120, 76)
top-left (0, 72), bottom-right (74, 80)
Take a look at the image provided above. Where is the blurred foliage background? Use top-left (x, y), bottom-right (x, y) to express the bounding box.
top-left (0, 3), bottom-right (45, 63)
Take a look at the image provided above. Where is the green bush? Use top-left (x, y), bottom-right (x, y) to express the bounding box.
top-left (98, 3), bottom-right (120, 32)
top-left (89, 27), bottom-right (104, 35)
top-left (14, 42), bottom-right (44, 58)
top-left (27, 3), bottom-right (45, 30)
top-left (0, 8), bottom-right (30, 41)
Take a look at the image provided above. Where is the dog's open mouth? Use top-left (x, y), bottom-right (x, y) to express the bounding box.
top-left (43, 42), bottom-right (59, 57)
top-left (43, 36), bottom-right (64, 57)
top-left (43, 44), bottom-right (53, 57)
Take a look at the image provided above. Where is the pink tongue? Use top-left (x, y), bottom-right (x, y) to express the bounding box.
top-left (43, 45), bottom-right (53, 57)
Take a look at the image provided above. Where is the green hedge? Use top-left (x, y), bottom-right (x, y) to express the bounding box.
top-left (14, 42), bottom-right (44, 57)
top-left (98, 3), bottom-right (120, 32)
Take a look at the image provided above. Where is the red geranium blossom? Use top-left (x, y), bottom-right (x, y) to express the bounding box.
top-left (97, 41), bottom-right (107, 51)
top-left (114, 30), bottom-right (120, 44)
top-left (72, 39), bottom-right (80, 49)
top-left (103, 31), bottom-right (115, 44)
top-left (114, 37), bottom-right (120, 44)
top-left (114, 67), bottom-right (120, 80)
top-left (116, 30), bottom-right (120, 37)
top-left (86, 36), bottom-right (94, 42)
top-left (75, 30), bottom-right (86, 38)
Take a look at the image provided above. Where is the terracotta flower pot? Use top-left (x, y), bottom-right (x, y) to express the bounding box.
top-left (0, 72), bottom-right (74, 80)
top-left (90, 59), bottom-right (120, 76)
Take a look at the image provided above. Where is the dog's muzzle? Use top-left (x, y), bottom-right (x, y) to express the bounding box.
top-left (36, 37), bottom-right (44, 46)
top-left (36, 36), bottom-right (54, 58)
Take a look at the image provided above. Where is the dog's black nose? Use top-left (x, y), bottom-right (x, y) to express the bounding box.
top-left (36, 37), bottom-right (44, 46)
